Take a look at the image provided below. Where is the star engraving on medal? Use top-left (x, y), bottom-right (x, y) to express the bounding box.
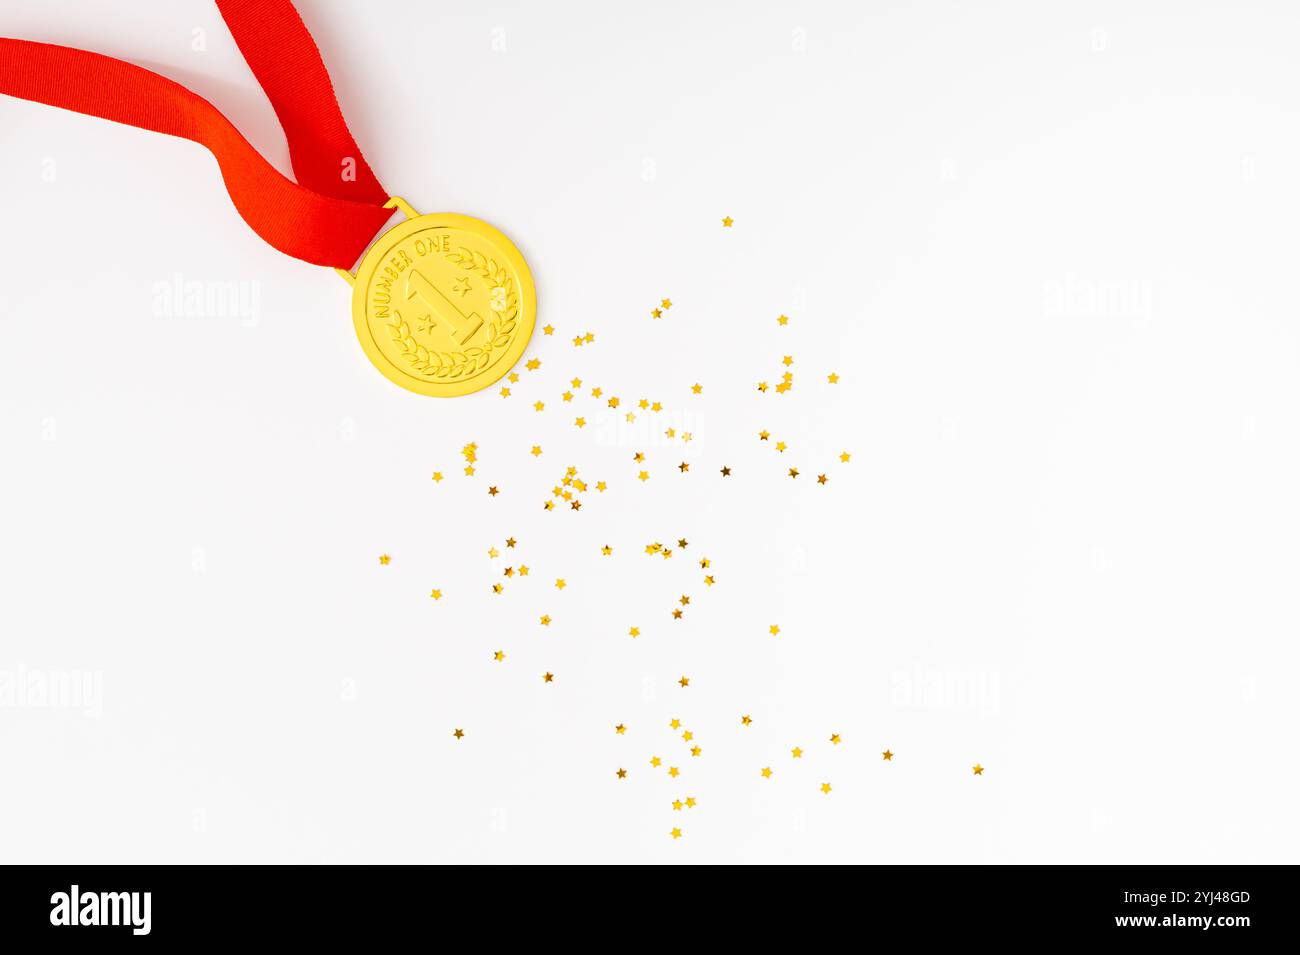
top-left (452, 276), bottom-right (472, 296)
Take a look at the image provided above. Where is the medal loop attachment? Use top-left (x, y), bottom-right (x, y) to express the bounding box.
top-left (336, 196), bottom-right (420, 285)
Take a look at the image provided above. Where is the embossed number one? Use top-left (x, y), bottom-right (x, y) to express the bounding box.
top-left (406, 268), bottom-right (484, 345)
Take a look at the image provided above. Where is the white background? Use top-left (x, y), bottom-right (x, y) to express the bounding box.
top-left (2, 0), bottom-right (1298, 863)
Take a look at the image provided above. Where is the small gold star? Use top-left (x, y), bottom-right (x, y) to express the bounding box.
top-left (638, 470), bottom-right (649, 482)
top-left (493, 650), bottom-right (505, 662)
top-left (574, 417), bottom-right (586, 428)
top-left (690, 745), bottom-right (701, 757)
top-left (817, 474), bottom-right (828, 485)
top-left (431, 471), bottom-right (443, 482)
top-left (677, 538), bottom-right (688, 549)
top-left (720, 466), bottom-right (731, 476)
top-left (788, 467), bottom-right (799, 478)
top-left (973, 763), bottom-right (984, 776)
top-left (615, 723), bottom-right (626, 735)
top-left (526, 358), bottom-right (541, 371)
top-left (554, 578), bottom-right (566, 590)
top-left (678, 676), bottom-right (690, 688)
top-left (691, 383), bottom-right (702, 394)
top-left (488, 547), bottom-right (499, 559)
top-left (722, 216), bottom-right (733, 227)
top-left (827, 372), bottom-right (839, 384)
top-left (453, 728), bottom-right (464, 739)
top-left (430, 589), bottom-right (442, 599)
top-left (672, 608), bottom-right (683, 619)
top-left (741, 714), bottom-right (752, 726)
top-left (678, 461), bottom-right (689, 472)
top-left (882, 749), bottom-right (893, 761)
top-left (499, 386), bottom-right (511, 398)
top-left (543, 672), bottom-right (554, 683)
top-left (661, 298), bottom-right (672, 309)
top-left (672, 799), bottom-right (683, 811)
top-left (531, 445), bottom-right (543, 457)
top-left (769, 624), bottom-right (780, 636)
top-left (840, 451), bottom-right (851, 463)
top-left (628, 626), bottom-right (640, 638)
top-left (830, 733), bottom-right (841, 745)
top-left (821, 782), bottom-right (832, 794)
top-left (487, 486), bottom-right (499, 496)
top-left (543, 324), bottom-right (554, 335)
top-left (685, 797), bottom-right (696, 808)
top-left (533, 401), bottom-right (545, 412)
top-left (669, 718), bottom-right (681, 730)
top-left (777, 314), bottom-right (789, 326)
top-left (651, 308), bottom-right (662, 319)
top-left (668, 766), bottom-right (680, 778)
top-left (492, 583), bottom-right (503, 594)
top-left (601, 545), bottom-right (613, 556)
top-left (378, 554), bottom-right (391, 565)
top-left (682, 730), bottom-right (693, 742)
top-left (506, 538), bottom-right (517, 548)
top-left (539, 615), bottom-right (551, 626)
top-left (704, 575), bottom-right (715, 586)
top-left (616, 768), bottom-right (627, 779)
top-left (650, 756), bottom-right (661, 767)
top-left (792, 747), bottom-right (803, 759)
top-left (670, 827), bottom-right (682, 839)
top-left (782, 355), bottom-right (793, 367)
top-left (518, 565), bottom-right (529, 576)
top-left (759, 430), bottom-right (770, 441)
top-left (761, 767), bottom-right (773, 779)
top-left (464, 465), bottom-right (475, 476)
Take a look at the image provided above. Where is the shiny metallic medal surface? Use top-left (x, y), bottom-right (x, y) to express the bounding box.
top-left (342, 198), bottom-right (536, 397)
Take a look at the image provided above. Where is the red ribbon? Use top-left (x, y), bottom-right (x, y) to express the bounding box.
top-left (0, 0), bottom-right (393, 268)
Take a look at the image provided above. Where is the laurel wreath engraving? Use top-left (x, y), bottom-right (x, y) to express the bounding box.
top-left (386, 248), bottom-right (518, 379)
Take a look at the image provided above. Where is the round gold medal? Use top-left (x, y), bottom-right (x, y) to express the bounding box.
top-left (342, 198), bottom-right (536, 397)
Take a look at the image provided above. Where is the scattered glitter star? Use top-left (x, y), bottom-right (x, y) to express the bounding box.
top-left (830, 733), bottom-right (841, 745)
top-left (493, 650), bottom-right (505, 662)
top-left (777, 314), bottom-right (789, 326)
top-left (628, 626), bottom-right (640, 638)
top-left (542, 324), bottom-right (554, 335)
top-left (430, 589), bottom-right (442, 599)
top-left (543, 672), bottom-right (554, 683)
top-left (668, 766), bottom-right (680, 778)
top-left (821, 782), bottom-right (832, 794)
top-left (431, 472), bottom-right (443, 482)
top-left (827, 372), bottom-right (839, 384)
top-left (615, 723), bottom-right (626, 735)
top-left (601, 545), bottom-right (612, 556)
top-left (378, 554), bottom-right (390, 565)
top-left (817, 474), bottom-right (828, 485)
top-left (792, 747), bottom-right (803, 759)
top-left (554, 578), bottom-right (566, 590)
top-left (672, 799), bottom-right (683, 811)
top-left (761, 767), bottom-right (773, 779)
top-left (678, 676), bottom-right (690, 688)
top-left (531, 445), bottom-right (543, 457)
top-left (539, 615), bottom-right (552, 626)
top-left (722, 216), bottom-right (733, 227)
top-left (840, 451), bottom-right (851, 463)
top-left (741, 715), bottom-right (752, 726)
top-left (691, 383), bottom-right (702, 394)
top-left (973, 764), bottom-right (984, 775)
top-left (720, 466), bottom-right (731, 476)
top-left (769, 624), bottom-right (780, 636)
top-left (453, 728), bottom-right (464, 739)
top-left (616, 768), bottom-right (627, 779)
top-left (670, 827), bottom-right (682, 839)
top-left (882, 750), bottom-right (893, 761)
top-left (487, 486), bottom-right (499, 497)
top-left (650, 756), bottom-right (661, 767)
top-left (788, 468), bottom-right (799, 479)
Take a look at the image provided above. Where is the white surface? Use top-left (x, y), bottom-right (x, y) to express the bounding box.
top-left (2, 0), bottom-right (1298, 863)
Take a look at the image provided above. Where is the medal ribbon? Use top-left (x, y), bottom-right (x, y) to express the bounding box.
top-left (0, 0), bottom-right (393, 268)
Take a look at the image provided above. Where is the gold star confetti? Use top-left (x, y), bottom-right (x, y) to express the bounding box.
top-left (487, 486), bottom-right (499, 497)
top-left (378, 554), bottom-right (391, 565)
top-left (722, 216), bottom-right (733, 227)
top-left (431, 471), bottom-right (443, 482)
top-left (650, 756), bottom-right (661, 767)
top-left (668, 766), bottom-right (680, 778)
top-left (670, 827), bottom-right (682, 839)
top-left (691, 383), bottom-right (702, 394)
top-left (690, 745), bottom-right (702, 757)
top-left (601, 545), bottom-right (613, 556)
top-left (493, 650), bottom-right (505, 662)
top-left (661, 298), bottom-right (672, 309)
top-left (554, 578), bottom-right (566, 590)
top-left (543, 672), bottom-right (554, 683)
top-left (769, 624), bottom-right (780, 636)
top-left (430, 589), bottom-right (442, 599)
top-left (531, 445), bottom-right (543, 457)
top-left (685, 797), bottom-right (696, 808)
top-left (840, 451), bottom-right (851, 463)
top-left (616, 768), bottom-right (627, 779)
top-left (669, 719), bottom-right (681, 730)
top-left (792, 747), bottom-right (803, 759)
top-left (533, 401), bottom-right (544, 412)
top-left (672, 799), bottom-right (683, 811)
top-left (453, 728), bottom-right (464, 740)
top-left (820, 782), bottom-right (832, 795)
top-left (827, 372), bottom-right (839, 384)
top-left (720, 466), bottom-right (731, 476)
top-left (777, 314), bottom-right (789, 326)
top-left (760, 767), bottom-right (773, 779)
top-left (830, 733), bottom-right (841, 745)
top-left (973, 764), bottom-right (984, 776)
top-left (542, 324), bottom-right (554, 335)
top-left (525, 358), bottom-right (541, 371)
top-left (817, 474), bottom-right (828, 485)
top-left (539, 614), bottom-right (552, 626)
top-left (741, 715), bottom-right (752, 726)
top-left (882, 749), bottom-right (893, 761)
top-left (628, 626), bottom-right (640, 638)
top-left (615, 723), bottom-right (626, 735)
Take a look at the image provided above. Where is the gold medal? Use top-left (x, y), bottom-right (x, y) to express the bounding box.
top-left (340, 198), bottom-right (536, 397)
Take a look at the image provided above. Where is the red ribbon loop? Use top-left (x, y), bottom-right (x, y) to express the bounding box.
top-left (0, 0), bottom-right (393, 268)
